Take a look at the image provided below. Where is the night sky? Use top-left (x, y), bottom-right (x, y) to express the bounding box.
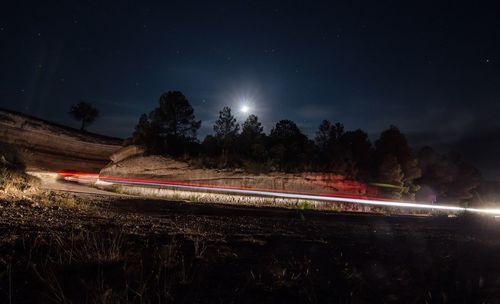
top-left (1, 1), bottom-right (499, 179)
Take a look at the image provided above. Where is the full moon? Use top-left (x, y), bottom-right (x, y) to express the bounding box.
top-left (240, 105), bottom-right (250, 113)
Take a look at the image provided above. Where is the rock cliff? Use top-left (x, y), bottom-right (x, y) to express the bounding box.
top-left (0, 108), bottom-right (123, 172)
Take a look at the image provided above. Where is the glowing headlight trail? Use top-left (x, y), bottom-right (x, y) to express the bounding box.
top-left (58, 172), bottom-right (500, 216)
top-left (59, 171), bottom-right (392, 202)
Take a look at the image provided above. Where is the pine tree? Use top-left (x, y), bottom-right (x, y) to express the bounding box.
top-left (132, 91), bottom-right (201, 155)
top-left (214, 106), bottom-right (239, 138)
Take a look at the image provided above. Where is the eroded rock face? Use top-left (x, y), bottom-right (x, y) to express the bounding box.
top-left (0, 109), bottom-right (123, 172)
top-left (110, 145), bottom-right (145, 163)
top-left (101, 155), bottom-right (377, 195)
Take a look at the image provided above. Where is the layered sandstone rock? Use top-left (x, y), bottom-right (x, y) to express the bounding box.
top-left (110, 145), bottom-right (145, 163)
top-left (101, 155), bottom-right (377, 195)
top-left (0, 108), bottom-right (123, 172)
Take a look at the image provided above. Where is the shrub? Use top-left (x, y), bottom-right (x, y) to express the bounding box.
top-left (0, 160), bottom-right (38, 194)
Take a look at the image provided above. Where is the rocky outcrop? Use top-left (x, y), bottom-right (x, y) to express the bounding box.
top-left (0, 108), bottom-right (123, 172)
top-left (101, 155), bottom-right (378, 195)
top-left (110, 145), bottom-right (145, 163)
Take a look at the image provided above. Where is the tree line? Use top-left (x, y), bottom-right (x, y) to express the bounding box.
top-left (130, 91), bottom-right (481, 203)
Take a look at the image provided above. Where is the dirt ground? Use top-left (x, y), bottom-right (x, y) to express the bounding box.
top-left (1, 191), bottom-right (500, 303)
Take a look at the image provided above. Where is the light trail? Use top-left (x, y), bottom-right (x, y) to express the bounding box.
top-left (98, 175), bottom-right (393, 201)
top-left (58, 171), bottom-right (500, 216)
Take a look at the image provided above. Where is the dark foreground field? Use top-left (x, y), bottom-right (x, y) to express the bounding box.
top-left (1, 193), bottom-right (500, 303)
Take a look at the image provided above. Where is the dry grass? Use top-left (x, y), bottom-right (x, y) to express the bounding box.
top-left (99, 182), bottom-right (404, 216)
top-left (0, 163), bottom-right (90, 211)
top-left (98, 183), bottom-right (443, 216)
top-left (99, 183), bottom-right (330, 210)
top-left (0, 167), bottom-right (39, 197)
top-left (1, 228), bottom-right (210, 303)
top-left (21, 229), bottom-right (128, 303)
top-left (35, 191), bottom-right (88, 210)
top-left (49, 228), bottom-right (126, 264)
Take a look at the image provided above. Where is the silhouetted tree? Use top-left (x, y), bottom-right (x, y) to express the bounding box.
top-left (201, 135), bottom-right (221, 158)
top-left (240, 114), bottom-right (266, 161)
top-left (214, 106), bottom-right (239, 138)
top-left (446, 152), bottom-right (482, 202)
top-left (132, 91), bottom-right (201, 155)
top-left (314, 120), bottom-right (350, 174)
top-left (132, 114), bottom-right (160, 153)
top-left (331, 122), bottom-right (345, 141)
top-left (329, 123), bottom-right (349, 173)
top-left (213, 106), bottom-right (240, 163)
top-left (375, 125), bottom-right (421, 199)
top-left (153, 91), bottom-right (201, 140)
top-left (339, 129), bottom-right (373, 180)
top-left (418, 147), bottom-right (481, 203)
top-left (314, 120), bottom-right (332, 168)
top-left (378, 154), bottom-right (404, 198)
top-left (315, 120), bottom-right (332, 151)
top-left (69, 101), bottom-right (99, 131)
top-left (241, 114), bottom-right (263, 136)
top-left (269, 120), bottom-right (312, 171)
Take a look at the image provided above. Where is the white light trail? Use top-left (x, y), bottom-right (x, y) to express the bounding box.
top-left (99, 177), bottom-right (500, 216)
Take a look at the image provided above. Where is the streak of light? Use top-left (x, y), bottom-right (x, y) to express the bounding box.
top-left (99, 175), bottom-right (393, 201)
top-left (58, 171), bottom-right (500, 216)
top-left (58, 171), bottom-right (99, 178)
top-left (59, 171), bottom-right (391, 201)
